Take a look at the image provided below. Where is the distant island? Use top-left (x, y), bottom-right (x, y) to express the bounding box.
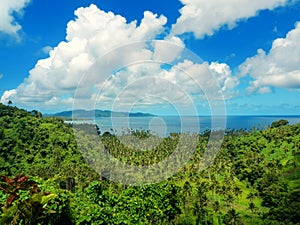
top-left (45, 109), bottom-right (155, 119)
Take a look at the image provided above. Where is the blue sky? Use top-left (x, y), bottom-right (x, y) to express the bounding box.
top-left (0, 0), bottom-right (300, 115)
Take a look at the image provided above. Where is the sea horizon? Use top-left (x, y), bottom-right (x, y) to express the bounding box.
top-left (68, 114), bottom-right (300, 137)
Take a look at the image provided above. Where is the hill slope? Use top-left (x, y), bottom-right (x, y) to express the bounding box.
top-left (0, 103), bottom-right (299, 224)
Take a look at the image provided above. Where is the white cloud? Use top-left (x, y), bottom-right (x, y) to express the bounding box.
top-left (66, 5), bottom-right (167, 54)
top-left (239, 22), bottom-right (300, 93)
top-left (153, 36), bottom-right (185, 62)
top-left (0, 0), bottom-right (30, 36)
top-left (209, 62), bottom-right (239, 98)
top-left (42, 46), bottom-right (53, 54)
top-left (1, 4), bottom-right (239, 112)
top-left (95, 63), bottom-right (193, 110)
top-left (172, 0), bottom-right (288, 38)
top-left (0, 4), bottom-right (167, 110)
top-left (1, 89), bottom-right (17, 103)
top-left (94, 60), bottom-right (238, 112)
top-left (0, 74), bottom-right (3, 79)
top-left (170, 60), bottom-right (239, 100)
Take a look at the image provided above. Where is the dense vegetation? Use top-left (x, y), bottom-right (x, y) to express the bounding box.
top-left (0, 103), bottom-right (299, 224)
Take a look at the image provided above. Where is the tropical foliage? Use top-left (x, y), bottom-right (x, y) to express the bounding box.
top-left (0, 103), bottom-right (299, 224)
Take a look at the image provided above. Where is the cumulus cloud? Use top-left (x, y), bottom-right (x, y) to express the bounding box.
top-left (239, 22), bottom-right (300, 93)
top-left (153, 36), bottom-right (185, 62)
top-left (0, 0), bottom-right (30, 36)
top-left (94, 59), bottom-right (238, 112)
top-left (172, 0), bottom-right (288, 38)
top-left (42, 46), bottom-right (53, 54)
top-left (1, 89), bottom-right (17, 103)
top-left (209, 62), bottom-right (239, 97)
top-left (171, 60), bottom-right (239, 100)
top-left (1, 4), bottom-right (238, 112)
top-left (1, 4), bottom-right (167, 110)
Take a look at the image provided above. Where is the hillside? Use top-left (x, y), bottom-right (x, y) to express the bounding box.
top-left (0, 103), bottom-right (299, 224)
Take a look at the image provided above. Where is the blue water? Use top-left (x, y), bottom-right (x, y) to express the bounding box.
top-left (88, 115), bottom-right (300, 137)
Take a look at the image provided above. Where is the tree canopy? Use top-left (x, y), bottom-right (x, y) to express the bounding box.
top-left (0, 103), bottom-right (299, 224)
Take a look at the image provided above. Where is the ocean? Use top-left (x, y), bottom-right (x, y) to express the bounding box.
top-left (82, 115), bottom-right (300, 137)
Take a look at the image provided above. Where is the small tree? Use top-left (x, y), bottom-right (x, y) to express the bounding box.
top-left (271, 119), bottom-right (289, 128)
top-left (223, 209), bottom-right (243, 225)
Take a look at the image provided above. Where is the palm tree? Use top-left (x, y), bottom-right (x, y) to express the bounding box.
top-left (212, 200), bottom-right (222, 225)
top-left (223, 209), bottom-right (243, 225)
top-left (247, 192), bottom-right (256, 225)
top-left (194, 183), bottom-right (209, 225)
top-left (182, 181), bottom-right (192, 208)
top-left (248, 202), bottom-right (255, 225)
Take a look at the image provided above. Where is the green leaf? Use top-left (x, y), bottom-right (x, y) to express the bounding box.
top-left (41, 193), bottom-right (58, 205)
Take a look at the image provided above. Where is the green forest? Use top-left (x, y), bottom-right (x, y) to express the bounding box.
top-left (0, 103), bottom-right (299, 224)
